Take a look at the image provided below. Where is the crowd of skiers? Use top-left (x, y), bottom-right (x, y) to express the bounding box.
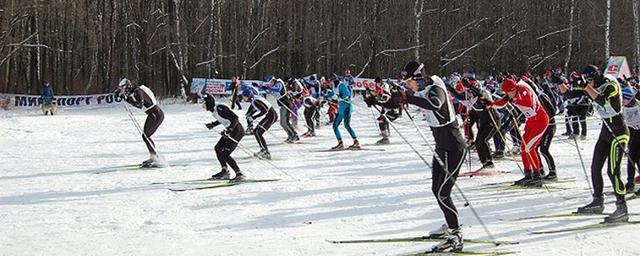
top-left (114, 61), bottom-right (640, 253)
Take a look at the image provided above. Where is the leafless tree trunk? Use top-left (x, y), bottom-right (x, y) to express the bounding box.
top-left (633, 0), bottom-right (640, 73)
top-left (604, 0), bottom-right (611, 60)
top-left (564, 0), bottom-right (575, 73)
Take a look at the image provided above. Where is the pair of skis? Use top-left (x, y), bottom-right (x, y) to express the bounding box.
top-left (328, 235), bottom-right (517, 255)
top-left (312, 147), bottom-right (385, 152)
top-left (153, 178), bottom-right (280, 192)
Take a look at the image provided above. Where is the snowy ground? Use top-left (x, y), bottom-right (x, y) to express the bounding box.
top-left (1, 99), bottom-right (639, 256)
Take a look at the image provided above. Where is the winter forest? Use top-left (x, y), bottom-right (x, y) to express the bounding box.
top-left (1, 0), bottom-right (639, 97)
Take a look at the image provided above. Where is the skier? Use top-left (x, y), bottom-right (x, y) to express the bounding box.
top-left (401, 61), bottom-right (467, 253)
top-left (266, 75), bottom-right (300, 143)
top-left (621, 87), bottom-right (640, 194)
top-left (327, 74), bottom-right (359, 150)
top-left (204, 94), bottom-right (245, 181)
top-left (115, 78), bottom-right (165, 167)
top-left (562, 72), bottom-right (591, 140)
top-left (524, 77), bottom-right (558, 180)
top-left (323, 78), bottom-right (339, 125)
top-left (41, 82), bottom-right (55, 115)
top-left (230, 75), bottom-right (243, 110)
top-left (459, 73), bottom-right (500, 170)
top-left (489, 78), bottom-right (548, 187)
top-left (302, 89), bottom-right (320, 137)
top-left (364, 77), bottom-right (401, 145)
top-left (574, 65), bottom-right (629, 223)
top-left (243, 86), bottom-right (277, 160)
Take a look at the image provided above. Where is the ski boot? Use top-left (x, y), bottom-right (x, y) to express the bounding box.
top-left (491, 151), bottom-right (505, 159)
top-left (480, 161), bottom-right (495, 170)
top-left (542, 171), bottom-right (558, 181)
top-left (561, 131), bottom-right (572, 136)
top-left (210, 167), bottom-right (231, 180)
top-left (287, 135), bottom-right (300, 144)
top-left (625, 182), bottom-right (635, 194)
top-left (331, 140), bottom-right (345, 151)
top-left (523, 172), bottom-right (542, 187)
top-left (576, 195), bottom-right (604, 214)
top-left (604, 200), bottom-right (628, 223)
top-left (375, 137), bottom-right (390, 145)
top-left (513, 172), bottom-right (532, 186)
top-left (428, 224), bottom-right (448, 239)
top-left (254, 149), bottom-right (265, 158)
top-left (141, 154), bottom-right (160, 168)
top-left (230, 170), bottom-right (246, 182)
top-left (244, 128), bottom-right (254, 136)
top-left (580, 134), bottom-right (587, 140)
top-left (430, 228), bottom-right (463, 253)
top-left (258, 151), bottom-right (272, 160)
top-left (348, 139), bottom-right (361, 150)
top-left (509, 147), bottom-right (520, 156)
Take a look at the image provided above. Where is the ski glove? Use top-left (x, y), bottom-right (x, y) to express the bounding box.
top-left (220, 129), bottom-right (230, 137)
top-left (205, 122), bottom-right (216, 130)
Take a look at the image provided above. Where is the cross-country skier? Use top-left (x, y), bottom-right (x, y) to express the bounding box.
top-left (364, 77), bottom-right (402, 145)
top-left (402, 61), bottom-right (467, 253)
top-left (243, 86), bottom-right (277, 160)
top-left (204, 94), bottom-right (245, 181)
top-left (621, 87), bottom-right (640, 194)
top-left (302, 87), bottom-right (320, 137)
top-left (459, 73), bottom-right (500, 170)
top-left (326, 74), bottom-right (359, 150)
top-left (115, 78), bottom-right (165, 167)
top-left (574, 65), bottom-right (629, 223)
top-left (266, 75), bottom-right (300, 143)
top-left (562, 72), bottom-right (591, 140)
top-left (230, 75), bottom-right (243, 110)
top-left (489, 78), bottom-right (548, 187)
top-left (524, 77), bottom-right (558, 180)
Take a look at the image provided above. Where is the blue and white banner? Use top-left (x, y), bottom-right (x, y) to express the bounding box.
top-left (0, 93), bottom-right (123, 109)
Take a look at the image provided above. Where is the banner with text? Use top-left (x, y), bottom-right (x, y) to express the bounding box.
top-left (191, 77), bottom-right (379, 96)
top-left (0, 93), bottom-right (123, 110)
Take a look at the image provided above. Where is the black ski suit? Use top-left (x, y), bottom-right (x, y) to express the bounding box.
top-left (207, 104), bottom-right (245, 173)
top-left (246, 97), bottom-right (277, 153)
top-left (589, 79), bottom-right (629, 200)
top-left (123, 85), bottom-right (164, 155)
top-left (407, 75), bottom-right (467, 230)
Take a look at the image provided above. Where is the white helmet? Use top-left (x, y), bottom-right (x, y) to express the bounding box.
top-left (118, 78), bottom-right (131, 89)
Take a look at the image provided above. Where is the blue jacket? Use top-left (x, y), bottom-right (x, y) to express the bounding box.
top-left (41, 84), bottom-right (54, 98)
top-left (336, 82), bottom-right (352, 111)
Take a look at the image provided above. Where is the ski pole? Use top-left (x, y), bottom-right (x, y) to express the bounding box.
top-left (571, 133), bottom-right (593, 194)
top-left (123, 104), bottom-right (166, 164)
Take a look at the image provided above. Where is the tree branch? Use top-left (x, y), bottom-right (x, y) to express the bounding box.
top-left (249, 46), bottom-right (279, 70)
top-left (441, 32), bottom-right (496, 68)
top-left (536, 24), bottom-right (581, 41)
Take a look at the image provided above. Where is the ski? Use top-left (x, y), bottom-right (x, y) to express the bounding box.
top-left (530, 220), bottom-right (640, 234)
top-left (494, 185), bottom-right (563, 191)
top-left (313, 148), bottom-right (385, 153)
top-left (168, 179), bottom-right (280, 192)
top-left (326, 236), bottom-right (518, 245)
top-left (95, 164), bottom-right (166, 174)
top-left (151, 178), bottom-right (225, 185)
top-left (481, 177), bottom-right (575, 187)
top-left (404, 250), bottom-right (516, 255)
top-left (460, 170), bottom-right (511, 177)
top-left (501, 212), bottom-right (640, 221)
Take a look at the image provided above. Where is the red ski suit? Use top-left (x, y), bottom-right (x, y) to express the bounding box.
top-left (492, 81), bottom-right (549, 173)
